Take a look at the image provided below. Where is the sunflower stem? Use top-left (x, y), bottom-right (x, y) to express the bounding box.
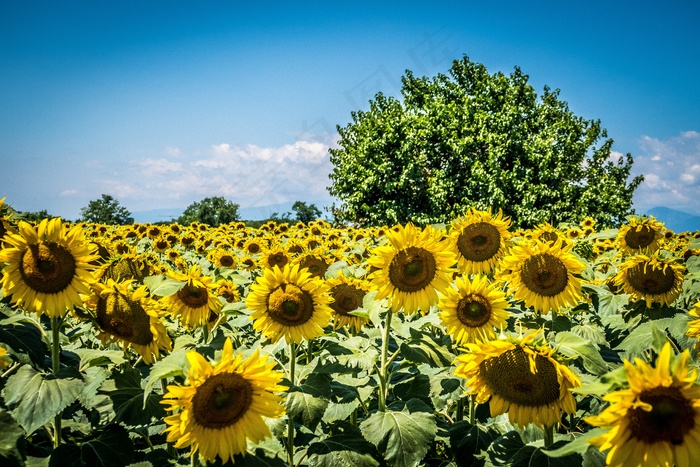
top-left (287, 342), bottom-right (297, 467)
top-left (469, 394), bottom-right (476, 425)
top-left (543, 424), bottom-right (555, 448)
top-left (378, 308), bottom-right (393, 412)
top-left (50, 316), bottom-right (62, 448)
top-left (456, 396), bottom-right (464, 421)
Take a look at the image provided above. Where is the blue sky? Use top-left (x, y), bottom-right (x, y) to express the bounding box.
top-left (2, 1), bottom-right (699, 221)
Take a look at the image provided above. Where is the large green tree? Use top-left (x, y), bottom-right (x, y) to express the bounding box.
top-left (177, 196), bottom-right (240, 226)
top-left (80, 194), bottom-right (133, 224)
top-left (328, 55), bottom-right (643, 229)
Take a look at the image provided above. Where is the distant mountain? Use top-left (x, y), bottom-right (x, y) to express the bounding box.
top-left (130, 199), bottom-right (335, 224)
top-left (643, 206), bottom-right (700, 233)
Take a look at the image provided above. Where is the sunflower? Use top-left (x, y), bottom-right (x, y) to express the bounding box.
top-left (531, 223), bottom-right (569, 248)
top-left (686, 301), bottom-right (700, 348)
top-left (438, 274), bottom-right (510, 345)
top-left (84, 279), bottom-right (172, 364)
top-left (296, 252), bottom-right (332, 279)
top-left (161, 338), bottom-right (286, 464)
top-left (613, 252), bottom-right (685, 308)
top-left (0, 218), bottom-right (98, 317)
top-left (96, 253), bottom-right (152, 284)
top-left (585, 343), bottom-right (700, 467)
top-left (246, 263), bottom-right (332, 344)
top-left (258, 247), bottom-right (290, 270)
top-left (326, 271), bottom-right (370, 330)
top-left (368, 223), bottom-right (455, 315)
top-left (616, 216), bottom-right (665, 254)
top-left (163, 265), bottom-right (223, 329)
top-left (0, 345), bottom-right (12, 369)
top-left (208, 248), bottom-right (237, 269)
top-left (448, 208), bottom-right (511, 275)
top-left (453, 332), bottom-right (580, 428)
top-left (216, 279), bottom-right (241, 304)
top-left (497, 238), bottom-right (585, 314)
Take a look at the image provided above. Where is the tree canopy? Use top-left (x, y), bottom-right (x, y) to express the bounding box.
top-left (80, 194), bottom-right (133, 225)
top-left (328, 55), bottom-right (643, 229)
top-left (291, 201), bottom-right (322, 223)
top-left (177, 196), bottom-right (240, 226)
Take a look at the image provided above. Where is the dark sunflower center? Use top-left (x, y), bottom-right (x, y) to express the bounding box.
top-left (247, 243), bottom-right (261, 254)
top-left (177, 284), bottom-right (210, 309)
top-left (457, 222), bottom-right (502, 262)
top-left (627, 263), bottom-right (676, 295)
top-left (456, 294), bottom-right (492, 327)
top-left (628, 386), bottom-right (695, 445)
top-left (20, 242), bottom-right (77, 294)
top-left (96, 292), bottom-right (154, 345)
top-left (300, 256), bottom-right (329, 278)
top-left (520, 253), bottom-right (569, 297)
top-left (191, 373), bottom-right (253, 429)
top-left (267, 284), bottom-right (314, 326)
top-left (267, 253), bottom-right (289, 269)
top-left (388, 247), bottom-right (437, 292)
top-left (330, 284), bottom-right (365, 316)
top-left (219, 255), bottom-right (235, 268)
top-left (480, 347), bottom-right (560, 407)
top-left (625, 225), bottom-right (655, 250)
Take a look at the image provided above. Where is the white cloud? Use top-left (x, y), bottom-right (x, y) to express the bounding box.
top-left (59, 189), bottom-right (78, 197)
top-left (92, 138), bottom-right (337, 213)
top-left (680, 173), bottom-right (695, 184)
top-left (633, 131), bottom-right (700, 214)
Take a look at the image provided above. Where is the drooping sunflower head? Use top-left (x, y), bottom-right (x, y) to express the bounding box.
top-left (616, 216), bottom-right (665, 254)
top-left (585, 343), bottom-right (700, 467)
top-left (448, 208), bottom-right (512, 275)
top-left (85, 279), bottom-right (172, 364)
top-left (164, 265), bottom-right (223, 329)
top-left (216, 279), bottom-right (241, 304)
top-left (497, 239), bottom-right (585, 314)
top-left (0, 218), bottom-right (99, 317)
top-left (438, 274), bottom-right (510, 345)
top-left (246, 263), bottom-right (332, 344)
top-left (454, 332), bottom-right (580, 428)
top-left (97, 253), bottom-right (152, 284)
top-left (368, 223), bottom-right (456, 315)
top-left (613, 252), bottom-right (685, 308)
top-left (161, 338), bottom-right (286, 464)
top-left (326, 271), bottom-right (371, 331)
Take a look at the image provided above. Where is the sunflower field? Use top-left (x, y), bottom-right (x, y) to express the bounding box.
top-left (1, 197), bottom-right (700, 467)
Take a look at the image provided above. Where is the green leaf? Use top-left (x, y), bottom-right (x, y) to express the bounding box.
top-left (48, 424), bottom-right (134, 467)
top-left (487, 431), bottom-right (583, 466)
top-left (448, 421), bottom-right (498, 466)
top-left (286, 389), bottom-right (329, 431)
top-left (142, 348), bottom-right (188, 406)
top-left (142, 275), bottom-right (184, 297)
top-left (99, 366), bottom-right (166, 426)
top-left (4, 365), bottom-right (83, 435)
top-left (307, 434), bottom-right (380, 467)
top-left (322, 401), bottom-right (360, 423)
top-left (399, 330), bottom-right (455, 367)
top-left (542, 429), bottom-right (607, 458)
top-left (614, 318), bottom-right (673, 359)
top-left (71, 348), bottom-right (126, 371)
top-left (0, 409), bottom-right (26, 466)
top-left (360, 409), bottom-right (437, 467)
top-left (0, 316), bottom-right (47, 367)
top-left (554, 332), bottom-right (608, 375)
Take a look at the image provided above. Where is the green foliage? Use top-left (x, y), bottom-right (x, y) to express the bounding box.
top-left (177, 196), bottom-right (240, 226)
top-left (79, 194), bottom-right (133, 225)
top-left (292, 201), bottom-right (322, 223)
top-left (329, 55), bottom-right (643, 228)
